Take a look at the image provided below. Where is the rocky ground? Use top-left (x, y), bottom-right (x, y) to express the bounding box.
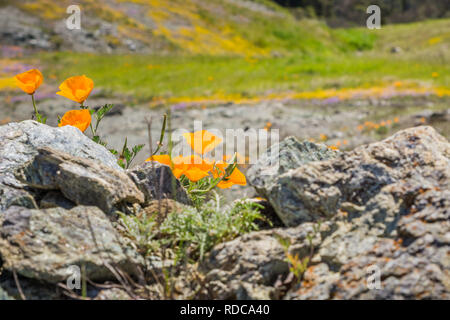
top-left (0, 115), bottom-right (448, 300)
top-left (1, 94), bottom-right (449, 201)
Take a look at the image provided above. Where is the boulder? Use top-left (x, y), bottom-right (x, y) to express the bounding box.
top-left (39, 191), bottom-right (76, 210)
top-left (200, 221), bottom-right (335, 299)
top-left (205, 126), bottom-right (450, 299)
top-left (0, 205), bottom-right (143, 283)
top-left (257, 126), bottom-right (450, 227)
top-left (0, 185), bottom-right (37, 211)
top-left (0, 121), bottom-right (121, 212)
top-left (127, 161), bottom-right (190, 205)
top-left (15, 147), bottom-right (144, 213)
top-left (247, 137), bottom-right (337, 200)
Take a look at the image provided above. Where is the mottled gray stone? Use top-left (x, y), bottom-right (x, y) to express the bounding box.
top-left (261, 126), bottom-right (450, 227)
top-left (200, 221), bottom-right (336, 299)
top-left (127, 161), bottom-right (190, 205)
top-left (0, 205), bottom-right (143, 283)
top-left (94, 288), bottom-right (132, 300)
top-left (247, 136), bottom-right (337, 199)
top-left (283, 127), bottom-right (450, 300)
top-left (0, 120), bottom-right (121, 212)
top-left (15, 147), bottom-right (144, 213)
top-left (0, 286), bottom-right (13, 300)
top-left (39, 191), bottom-right (76, 210)
top-left (204, 127), bottom-right (450, 300)
top-left (0, 184), bottom-right (37, 211)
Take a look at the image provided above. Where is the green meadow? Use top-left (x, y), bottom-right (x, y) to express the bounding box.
top-left (38, 18), bottom-right (449, 102)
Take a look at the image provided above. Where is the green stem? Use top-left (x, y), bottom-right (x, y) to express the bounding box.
top-left (31, 94), bottom-right (38, 117)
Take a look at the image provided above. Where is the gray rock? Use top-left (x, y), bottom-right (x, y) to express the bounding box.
top-left (0, 184), bottom-right (37, 211)
top-left (262, 126), bottom-right (450, 227)
top-left (203, 126), bottom-right (450, 300)
top-left (0, 205), bottom-right (143, 283)
top-left (0, 120), bottom-right (121, 212)
top-left (247, 137), bottom-right (337, 196)
top-left (0, 286), bottom-right (13, 300)
top-left (15, 147), bottom-right (144, 213)
top-left (39, 191), bottom-right (76, 210)
top-left (0, 273), bottom-right (59, 300)
top-left (200, 221), bottom-right (336, 299)
top-left (0, 7), bottom-right (53, 50)
top-left (127, 161), bottom-right (190, 205)
top-left (94, 288), bottom-right (132, 300)
top-left (283, 127), bottom-right (450, 299)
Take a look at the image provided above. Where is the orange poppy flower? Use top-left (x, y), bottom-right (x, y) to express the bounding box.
top-left (14, 69), bottom-right (43, 95)
top-left (212, 161), bottom-right (246, 189)
top-left (56, 75), bottom-right (94, 104)
top-left (147, 154), bottom-right (212, 182)
top-left (183, 130), bottom-right (222, 155)
top-left (223, 152), bottom-right (247, 165)
top-left (58, 109), bottom-right (92, 132)
top-left (146, 154), bottom-right (172, 166)
top-left (172, 155), bottom-right (213, 182)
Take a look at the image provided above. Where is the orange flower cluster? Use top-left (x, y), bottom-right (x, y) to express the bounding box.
top-left (14, 69), bottom-right (94, 132)
top-left (146, 130), bottom-right (246, 188)
top-left (182, 130), bottom-right (222, 155)
top-left (327, 139), bottom-right (349, 151)
top-left (357, 117), bottom-right (399, 133)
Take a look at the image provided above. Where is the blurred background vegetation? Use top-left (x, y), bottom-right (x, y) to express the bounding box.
top-left (273, 0), bottom-right (449, 26)
top-left (0, 0), bottom-right (448, 103)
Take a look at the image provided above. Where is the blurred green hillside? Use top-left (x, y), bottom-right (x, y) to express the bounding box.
top-left (3, 0), bottom-right (377, 56)
top-left (0, 0), bottom-right (448, 103)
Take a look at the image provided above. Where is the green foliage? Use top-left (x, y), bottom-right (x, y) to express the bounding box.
top-left (39, 18), bottom-right (450, 102)
top-left (180, 157), bottom-right (239, 209)
top-left (160, 195), bottom-right (264, 261)
top-left (34, 112), bottom-right (47, 124)
top-left (89, 104), bottom-right (113, 147)
top-left (31, 94), bottom-right (46, 124)
top-left (277, 221), bottom-right (322, 283)
top-left (84, 104), bottom-right (144, 168)
top-left (334, 29), bottom-right (376, 51)
top-left (116, 137), bottom-right (145, 169)
top-left (150, 114), bottom-right (167, 156)
top-left (117, 211), bottom-right (160, 257)
top-left (117, 195), bottom-right (263, 264)
top-left (272, 0), bottom-right (448, 26)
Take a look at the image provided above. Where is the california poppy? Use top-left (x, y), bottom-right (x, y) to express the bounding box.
top-left (58, 109), bottom-right (92, 132)
top-left (56, 75), bottom-right (94, 105)
top-left (183, 130), bottom-right (222, 155)
top-left (212, 161), bottom-right (246, 189)
top-left (147, 154), bottom-right (213, 182)
top-left (146, 154), bottom-right (172, 166)
top-left (14, 69), bottom-right (43, 95)
top-left (172, 155), bottom-right (213, 182)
